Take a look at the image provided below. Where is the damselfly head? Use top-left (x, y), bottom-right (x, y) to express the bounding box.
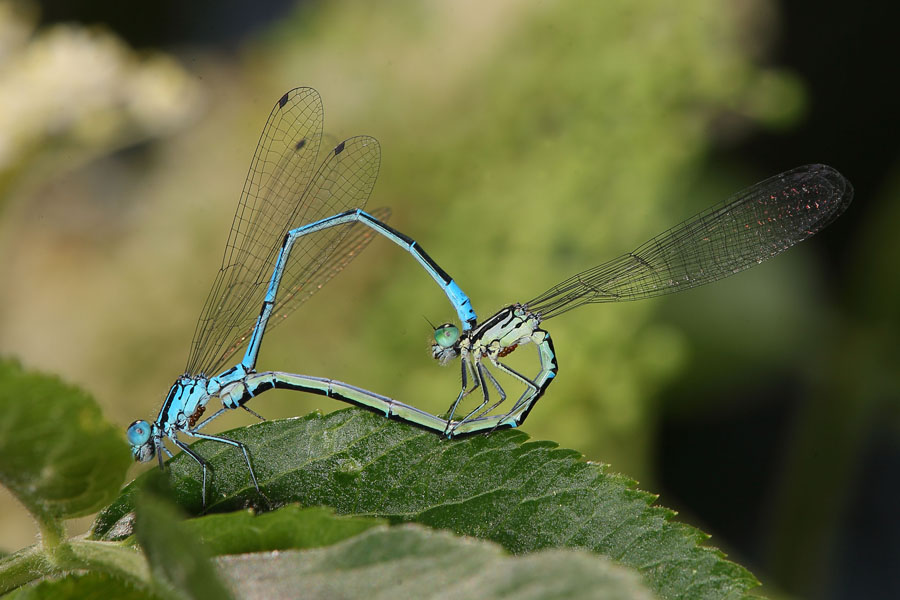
top-left (431, 322), bottom-right (460, 364)
top-left (126, 420), bottom-right (156, 462)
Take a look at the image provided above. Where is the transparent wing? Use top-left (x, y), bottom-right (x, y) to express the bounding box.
top-left (213, 207), bottom-right (392, 366)
top-left (526, 164), bottom-right (853, 319)
top-left (267, 205), bottom-right (392, 329)
top-left (185, 88), bottom-right (382, 375)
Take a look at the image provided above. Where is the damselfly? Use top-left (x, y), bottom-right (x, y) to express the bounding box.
top-left (426, 164), bottom-right (853, 436)
top-left (126, 88), bottom-right (476, 505)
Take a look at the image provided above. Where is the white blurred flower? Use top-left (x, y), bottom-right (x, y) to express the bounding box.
top-left (0, 1), bottom-right (201, 174)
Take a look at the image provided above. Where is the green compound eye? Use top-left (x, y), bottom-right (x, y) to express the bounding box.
top-left (433, 324), bottom-right (459, 348)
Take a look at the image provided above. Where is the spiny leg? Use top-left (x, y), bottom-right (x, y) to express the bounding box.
top-left (448, 345), bottom-right (544, 436)
top-left (193, 407), bottom-right (226, 432)
top-left (241, 405), bottom-right (266, 421)
top-left (482, 358), bottom-right (538, 414)
top-left (494, 354), bottom-right (537, 385)
top-left (460, 362), bottom-right (507, 425)
top-left (156, 439), bottom-right (167, 470)
top-left (194, 392), bottom-right (266, 436)
top-left (173, 438), bottom-right (210, 507)
top-left (447, 360), bottom-right (526, 436)
top-left (490, 378), bottom-right (546, 435)
top-left (185, 430), bottom-right (261, 497)
top-left (191, 403), bottom-right (265, 436)
top-left (444, 355), bottom-right (480, 429)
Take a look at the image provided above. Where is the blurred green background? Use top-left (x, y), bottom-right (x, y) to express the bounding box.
top-left (0, 0), bottom-right (897, 597)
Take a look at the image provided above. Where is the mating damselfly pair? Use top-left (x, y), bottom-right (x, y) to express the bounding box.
top-left (127, 87), bottom-right (853, 506)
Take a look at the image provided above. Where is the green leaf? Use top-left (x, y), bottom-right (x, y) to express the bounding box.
top-left (134, 475), bottom-right (232, 600)
top-left (185, 505), bottom-right (384, 555)
top-left (215, 524), bottom-right (654, 600)
top-left (95, 409), bottom-right (760, 599)
top-left (4, 572), bottom-right (155, 600)
top-left (0, 359), bottom-right (131, 539)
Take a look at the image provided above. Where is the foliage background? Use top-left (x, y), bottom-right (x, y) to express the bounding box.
top-left (0, 0), bottom-right (896, 598)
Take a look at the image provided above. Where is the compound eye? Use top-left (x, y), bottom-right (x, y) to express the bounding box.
top-left (433, 324), bottom-right (459, 348)
top-left (126, 420), bottom-right (152, 446)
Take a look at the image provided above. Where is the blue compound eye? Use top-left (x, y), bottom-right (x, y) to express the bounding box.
top-left (433, 324), bottom-right (459, 348)
top-left (127, 420), bottom-right (152, 446)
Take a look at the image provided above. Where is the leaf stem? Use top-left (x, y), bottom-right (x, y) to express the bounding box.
top-left (0, 546), bottom-right (60, 594)
top-left (55, 539), bottom-right (151, 585)
top-left (36, 510), bottom-right (66, 550)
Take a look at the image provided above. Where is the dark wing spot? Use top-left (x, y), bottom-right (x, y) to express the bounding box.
top-left (278, 92), bottom-right (289, 108)
top-left (334, 141), bottom-right (346, 155)
top-left (295, 138), bottom-right (306, 150)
